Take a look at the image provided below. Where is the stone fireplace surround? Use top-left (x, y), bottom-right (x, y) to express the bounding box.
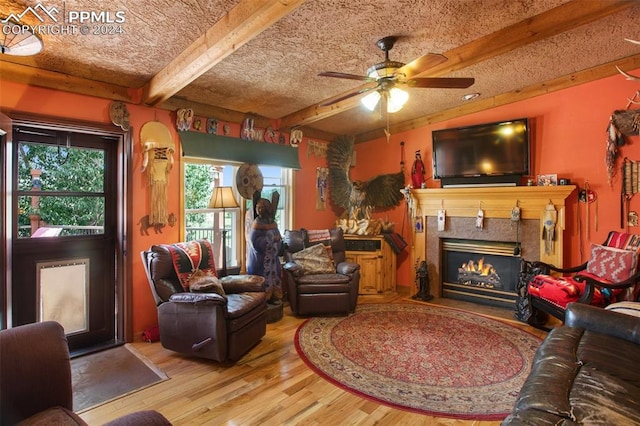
top-left (430, 217), bottom-right (537, 307)
top-left (411, 186), bottom-right (576, 299)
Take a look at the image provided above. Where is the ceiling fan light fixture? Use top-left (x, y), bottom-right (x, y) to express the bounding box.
top-left (387, 87), bottom-right (409, 113)
top-left (361, 90), bottom-right (381, 111)
top-left (0, 18), bottom-right (43, 56)
top-left (366, 60), bottom-right (404, 79)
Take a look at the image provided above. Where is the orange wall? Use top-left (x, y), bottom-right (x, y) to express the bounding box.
top-left (1, 80), bottom-right (182, 337)
top-left (356, 70), bottom-right (640, 288)
top-left (0, 80), bottom-right (335, 337)
top-left (3, 68), bottom-right (640, 337)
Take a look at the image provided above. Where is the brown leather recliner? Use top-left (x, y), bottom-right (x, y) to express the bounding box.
top-left (0, 321), bottom-right (171, 425)
top-left (283, 228), bottom-right (360, 316)
top-left (141, 241), bottom-right (267, 362)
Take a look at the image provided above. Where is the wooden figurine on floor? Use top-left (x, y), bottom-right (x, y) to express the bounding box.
top-left (412, 260), bottom-right (433, 301)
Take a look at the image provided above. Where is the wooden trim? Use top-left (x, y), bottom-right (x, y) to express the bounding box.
top-left (2, 110), bottom-right (124, 136)
top-left (0, 62), bottom-right (134, 103)
top-left (411, 186), bottom-right (576, 220)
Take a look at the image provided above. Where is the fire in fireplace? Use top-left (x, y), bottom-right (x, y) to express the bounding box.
top-left (442, 239), bottom-right (522, 309)
top-left (458, 258), bottom-right (500, 288)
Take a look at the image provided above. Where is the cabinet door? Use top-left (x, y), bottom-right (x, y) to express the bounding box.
top-left (355, 253), bottom-right (380, 294)
top-left (380, 242), bottom-right (397, 293)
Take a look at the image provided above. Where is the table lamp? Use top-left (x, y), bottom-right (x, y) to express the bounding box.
top-left (208, 186), bottom-right (239, 277)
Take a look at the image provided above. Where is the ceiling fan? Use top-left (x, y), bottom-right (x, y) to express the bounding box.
top-left (318, 36), bottom-right (475, 112)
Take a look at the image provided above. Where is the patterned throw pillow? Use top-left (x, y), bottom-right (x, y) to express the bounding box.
top-left (586, 244), bottom-right (638, 283)
top-left (306, 229), bottom-right (334, 260)
top-left (189, 271), bottom-right (226, 297)
top-left (292, 243), bottom-right (336, 275)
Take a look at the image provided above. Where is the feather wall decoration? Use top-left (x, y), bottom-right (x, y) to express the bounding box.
top-left (327, 135), bottom-right (404, 220)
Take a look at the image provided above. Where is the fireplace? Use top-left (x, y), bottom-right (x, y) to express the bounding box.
top-left (409, 186), bottom-right (575, 312)
top-left (441, 239), bottom-right (522, 309)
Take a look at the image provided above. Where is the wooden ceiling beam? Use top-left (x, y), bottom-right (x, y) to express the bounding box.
top-left (409, 0), bottom-right (635, 79)
top-left (0, 61), bottom-right (133, 103)
top-left (280, 0), bottom-right (635, 129)
top-left (354, 53), bottom-right (640, 143)
top-left (142, 0), bottom-right (306, 106)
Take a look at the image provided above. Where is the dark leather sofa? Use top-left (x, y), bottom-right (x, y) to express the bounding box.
top-left (502, 303), bottom-right (640, 425)
top-left (0, 321), bottom-right (171, 425)
top-left (141, 242), bottom-right (267, 362)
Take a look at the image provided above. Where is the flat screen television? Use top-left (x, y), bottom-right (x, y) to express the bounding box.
top-left (432, 118), bottom-right (530, 187)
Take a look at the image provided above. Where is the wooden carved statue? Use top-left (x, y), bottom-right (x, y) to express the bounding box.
top-left (140, 122), bottom-right (175, 226)
top-left (412, 260), bottom-right (433, 301)
top-left (247, 190), bottom-right (282, 304)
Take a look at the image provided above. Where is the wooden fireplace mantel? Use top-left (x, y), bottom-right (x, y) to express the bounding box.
top-left (410, 185), bottom-right (576, 287)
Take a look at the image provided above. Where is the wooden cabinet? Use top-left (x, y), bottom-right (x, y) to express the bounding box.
top-left (344, 235), bottom-right (396, 295)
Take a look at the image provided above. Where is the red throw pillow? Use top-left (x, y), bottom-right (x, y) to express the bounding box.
top-left (586, 244), bottom-right (638, 283)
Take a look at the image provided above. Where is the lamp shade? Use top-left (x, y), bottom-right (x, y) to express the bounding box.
top-left (208, 186), bottom-right (239, 209)
top-left (361, 90), bottom-right (381, 111)
top-left (387, 87), bottom-right (409, 113)
top-left (360, 88), bottom-right (409, 113)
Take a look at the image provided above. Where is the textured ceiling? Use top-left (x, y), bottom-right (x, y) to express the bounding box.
top-left (1, 0), bottom-right (639, 141)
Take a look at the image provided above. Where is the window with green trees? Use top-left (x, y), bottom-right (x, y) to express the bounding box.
top-left (17, 141), bottom-right (106, 238)
top-left (183, 161), bottom-right (292, 270)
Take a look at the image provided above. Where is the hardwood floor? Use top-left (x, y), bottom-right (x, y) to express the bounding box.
top-left (79, 288), bottom-right (547, 425)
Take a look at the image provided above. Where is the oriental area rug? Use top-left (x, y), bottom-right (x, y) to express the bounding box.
top-left (294, 303), bottom-right (542, 420)
top-left (71, 344), bottom-right (168, 412)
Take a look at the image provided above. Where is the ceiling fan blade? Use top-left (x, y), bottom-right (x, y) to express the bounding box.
top-left (397, 53), bottom-right (448, 80)
top-left (318, 71), bottom-right (373, 81)
top-left (319, 84), bottom-right (378, 107)
top-left (407, 77), bottom-right (475, 89)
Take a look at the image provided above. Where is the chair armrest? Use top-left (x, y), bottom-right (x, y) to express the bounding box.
top-left (565, 302), bottom-right (640, 345)
top-left (574, 271), bottom-right (640, 290)
top-left (531, 260), bottom-right (588, 274)
top-left (283, 261), bottom-right (303, 277)
top-left (220, 275), bottom-right (266, 293)
top-left (104, 410), bottom-right (172, 426)
top-left (169, 292), bottom-right (226, 306)
top-left (573, 271), bottom-right (640, 304)
top-left (336, 261), bottom-right (360, 275)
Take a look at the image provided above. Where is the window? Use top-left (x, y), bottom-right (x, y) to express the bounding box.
top-left (14, 129), bottom-right (109, 238)
top-left (183, 161), bottom-right (293, 272)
